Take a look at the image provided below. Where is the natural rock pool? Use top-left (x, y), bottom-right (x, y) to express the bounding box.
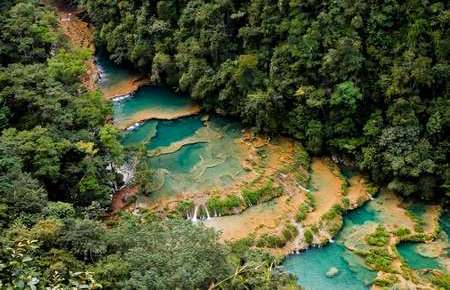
top-left (396, 209), bottom-right (449, 271)
top-left (282, 202), bottom-right (379, 290)
top-left (100, 56), bottom-right (449, 290)
top-left (98, 58), bottom-right (245, 198)
top-left (397, 242), bottom-right (441, 270)
top-left (282, 196), bottom-right (449, 289)
top-left (112, 86), bottom-right (201, 129)
top-left (118, 93), bottom-right (245, 198)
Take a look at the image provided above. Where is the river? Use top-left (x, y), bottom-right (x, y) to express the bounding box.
top-left (97, 54), bottom-right (449, 290)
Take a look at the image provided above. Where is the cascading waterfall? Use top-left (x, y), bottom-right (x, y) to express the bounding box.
top-left (117, 161), bottom-right (135, 188)
top-left (190, 204), bottom-right (212, 222)
top-left (204, 206), bottom-right (211, 220)
top-left (191, 204), bottom-right (199, 222)
top-left (126, 122), bottom-right (141, 131)
top-left (112, 93), bottom-right (132, 102)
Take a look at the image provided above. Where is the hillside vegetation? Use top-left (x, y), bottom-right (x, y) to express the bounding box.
top-left (0, 1), bottom-right (298, 288)
top-left (80, 0), bottom-right (449, 200)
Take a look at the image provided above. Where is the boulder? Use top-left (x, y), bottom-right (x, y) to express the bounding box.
top-left (326, 267), bottom-right (339, 278)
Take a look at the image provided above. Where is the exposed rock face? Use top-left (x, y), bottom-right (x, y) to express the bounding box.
top-left (326, 267), bottom-right (339, 277)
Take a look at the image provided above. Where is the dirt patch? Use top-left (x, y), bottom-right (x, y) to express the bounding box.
top-left (53, 4), bottom-right (98, 90)
top-left (416, 242), bottom-right (447, 259)
top-left (347, 175), bottom-right (371, 207)
top-left (204, 193), bottom-right (303, 242)
top-left (111, 186), bottom-right (138, 213)
top-left (371, 191), bottom-right (416, 232)
top-left (102, 77), bottom-right (150, 100)
top-left (422, 205), bottom-right (441, 235)
top-left (303, 158), bottom-right (343, 225)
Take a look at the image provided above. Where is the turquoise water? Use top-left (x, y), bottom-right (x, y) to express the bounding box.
top-left (113, 86), bottom-right (194, 123)
top-left (407, 203), bottom-right (427, 219)
top-left (282, 203), bottom-right (379, 290)
top-left (146, 116), bottom-right (245, 198)
top-left (147, 117), bottom-right (203, 150)
top-left (283, 243), bottom-right (373, 290)
top-left (115, 87), bottom-right (245, 197)
top-left (397, 242), bottom-right (441, 270)
top-left (150, 143), bottom-right (206, 174)
top-left (122, 121), bottom-right (158, 147)
top-left (96, 54), bottom-right (134, 88)
top-left (345, 202), bottom-right (378, 225)
top-left (99, 56), bottom-right (246, 197)
top-left (395, 210), bottom-right (449, 271)
top-left (284, 203), bottom-right (449, 289)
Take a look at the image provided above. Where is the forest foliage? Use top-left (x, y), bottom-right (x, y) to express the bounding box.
top-left (0, 1), bottom-right (298, 288)
top-left (79, 0), bottom-right (449, 200)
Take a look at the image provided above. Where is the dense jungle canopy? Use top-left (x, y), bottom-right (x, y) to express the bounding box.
top-left (79, 0), bottom-right (449, 200)
top-left (0, 0), bottom-right (297, 288)
top-left (0, 0), bottom-right (448, 289)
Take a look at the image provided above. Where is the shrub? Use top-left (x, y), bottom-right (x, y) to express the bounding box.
top-left (296, 204), bottom-right (310, 222)
top-left (242, 180), bottom-right (282, 207)
top-left (229, 236), bottom-right (255, 255)
top-left (340, 178), bottom-right (349, 195)
top-left (407, 233), bottom-right (427, 242)
top-left (408, 210), bottom-right (426, 233)
top-left (366, 182), bottom-right (379, 196)
top-left (256, 234), bottom-right (286, 248)
top-left (207, 195), bottom-right (223, 215)
top-left (282, 223), bottom-right (299, 241)
top-left (175, 200), bottom-right (194, 218)
top-left (373, 274), bottom-right (399, 287)
top-left (242, 188), bottom-right (260, 206)
top-left (430, 272), bottom-right (450, 289)
top-left (322, 204), bottom-right (343, 221)
top-left (364, 248), bottom-right (393, 272)
top-left (414, 220), bottom-right (425, 233)
top-left (304, 229), bottom-right (313, 245)
top-left (366, 225), bottom-right (389, 247)
top-left (394, 227), bottom-right (411, 238)
top-left (31, 218), bottom-right (63, 242)
top-left (207, 194), bottom-right (242, 216)
top-left (327, 216), bottom-right (343, 236)
top-left (223, 194), bottom-right (242, 209)
top-left (293, 144), bottom-right (310, 169)
top-left (305, 191), bottom-right (316, 209)
top-left (44, 202), bottom-right (76, 219)
top-left (341, 197), bottom-right (350, 209)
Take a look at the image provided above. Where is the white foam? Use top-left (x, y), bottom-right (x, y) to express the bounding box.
top-left (126, 122), bottom-right (141, 131)
top-left (112, 94), bottom-right (132, 102)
